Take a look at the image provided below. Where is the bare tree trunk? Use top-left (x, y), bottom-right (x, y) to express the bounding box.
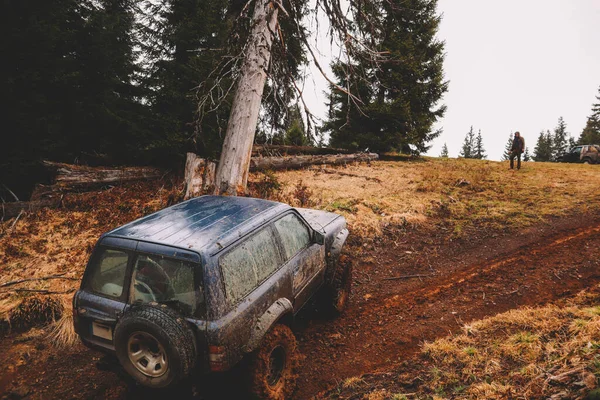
top-left (214, 0), bottom-right (279, 195)
top-left (183, 153), bottom-right (206, 200)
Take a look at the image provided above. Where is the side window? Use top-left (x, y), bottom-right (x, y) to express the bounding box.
top-left (86, 248), bottom-right (129, 299)
top-left (130, 254), bottom-right (202, 317)
top-left (219, 227), bottom-right (282, 303)
top-left (274, 213), bottom-right (311, 261)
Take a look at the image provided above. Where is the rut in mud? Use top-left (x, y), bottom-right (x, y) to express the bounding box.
top-left (2, 215), bottom-right (600, 400)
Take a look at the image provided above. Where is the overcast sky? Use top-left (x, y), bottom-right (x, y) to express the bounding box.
top-left (303, 0), bottom-right (600, 160)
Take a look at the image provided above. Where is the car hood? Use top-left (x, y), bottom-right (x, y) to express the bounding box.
top-left (296, 208), bottom-right (345, 233)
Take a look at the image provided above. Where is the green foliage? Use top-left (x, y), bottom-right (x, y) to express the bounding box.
top-left (459, 127), bottom-right (485, 159)
top-left (502, 134), bottom-right (513, 161)
top-left (284, 105), bottom-right (309, 146)
top-left (140, 0), bottom-right (233, 160)
top-left (440, 143), bottom-right (449, 158)
top-left (474, 130), bottom-right (487, 159)
top-left (578, 86), bottom-right (600, 145)
top-left (523, 147), bottom-right (531, 162)
top-left (1, 0), bottom-right (149, 197)
top-left (459, 127), bottom-right (475, 158)
top-left (533, 130), bottom-right (553, 162)
top-left (325, 0), bottom-right (447, 154)
top-left (552, 117), bottom-right (569, 160)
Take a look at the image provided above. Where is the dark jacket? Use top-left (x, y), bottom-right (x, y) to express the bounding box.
top-left (511, 136), bottom-right (525, 154)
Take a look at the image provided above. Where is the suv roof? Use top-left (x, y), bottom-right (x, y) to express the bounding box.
top-left (104, 195), bottom-right (289, 254)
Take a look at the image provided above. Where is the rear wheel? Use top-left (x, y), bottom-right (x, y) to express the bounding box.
top-left (247, 324), bottom-right (297, 400)
top-left (113, 304), bottom-right (196, 388)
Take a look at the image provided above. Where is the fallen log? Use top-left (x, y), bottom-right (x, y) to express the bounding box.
top-left (42, 161), bottom-right (163, 189)
top-left (252, 145), bottom-right (354, 157)
top-left (1, 199), bottom-right (62, 220)
top-left (184, 152), bottom-right (379, 199)
top-left (249, 152), bottom-right (379, 171)
top-left (30, 161), bottom-right (165, 200)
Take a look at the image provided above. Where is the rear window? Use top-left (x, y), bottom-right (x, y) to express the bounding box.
top-left (219, 227), bottom-right (282, 303)
top-left (86, 248), bottom-right (130, 299)
top-left (130, 254), bottom-right (202, 317)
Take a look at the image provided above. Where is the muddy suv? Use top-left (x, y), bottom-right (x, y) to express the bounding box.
top-left (557, 145), bottom-right (600, 164)
top-left (73, 195), bottom-right (350, 398)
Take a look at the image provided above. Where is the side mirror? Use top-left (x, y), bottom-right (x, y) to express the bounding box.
top-left (313, 230), bottom-right (325, 245)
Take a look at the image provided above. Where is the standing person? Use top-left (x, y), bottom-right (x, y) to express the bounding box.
top-left (509, 131), bottom-right (525, 170)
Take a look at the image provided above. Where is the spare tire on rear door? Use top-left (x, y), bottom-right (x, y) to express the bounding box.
top-left (113, 303), bottom-right (196, 388)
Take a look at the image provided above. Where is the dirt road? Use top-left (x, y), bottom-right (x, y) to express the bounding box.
top-left (2, 215), bottom-right (600, 399)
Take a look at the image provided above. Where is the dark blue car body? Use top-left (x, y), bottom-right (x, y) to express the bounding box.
top-left (73, 195), bottom-right (348, 373)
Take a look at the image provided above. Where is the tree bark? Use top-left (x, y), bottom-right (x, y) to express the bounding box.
top-left (184, 152), bottom-right (379, 199)
top-left (250, 153), bottom-right (379, 171)
top-left (252, 145), bottom-right (354, 157)
top-left (183, 153), bottom-right (206, 200)
top-left (40, 161), bottom-right (163, 192)
top-left (1, 199), bottom-right (61, 219)
top-left (214, 0), bottom-right (279, 195)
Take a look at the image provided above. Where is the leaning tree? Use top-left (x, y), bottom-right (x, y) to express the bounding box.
top-left (195, 0), bottom-right (393, 195)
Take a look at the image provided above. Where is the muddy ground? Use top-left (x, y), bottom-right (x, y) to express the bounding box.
top-left (2, 214), bottom-right (600, 399)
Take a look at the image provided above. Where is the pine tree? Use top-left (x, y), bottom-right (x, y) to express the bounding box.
top-left (502, 134), bottom-right (514, 161)
top-left (578, 86), bottom-right (600, 145)
top-left (440, 143), bottom-right (449, 158)
top-left (533, 130), bottom-right (553, 161)
top-left (474, 130), bottom-right (486, 159)
top-left (459, 126), bottom-right (476, 158)
top-left (552, 117), bottom-right (568, 161)
top-left (284, 104), bottom-right (309, 146)
top-left (1, 0), bottom-right (148, 197)
top-left (523, 147), bottom-right (531, 162)
top-left (568, 136), bottom-right (577, 149)
top-left (325, 0), bottom-right (447, 154)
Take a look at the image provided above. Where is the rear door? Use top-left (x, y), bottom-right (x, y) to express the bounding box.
top-left (273, 212), bottom-right (325, 310)
top-left (75, 238), bottom-right (135, 350)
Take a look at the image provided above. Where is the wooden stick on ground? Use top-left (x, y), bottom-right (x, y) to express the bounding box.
top-left (382, 273), bottom-right (435, 281)
top-left (13, 288), bottom-right (76, 295)
top-left (320, 168), bottom-right (382, 183)
top-left (0, 274), bottom-right (79, 288)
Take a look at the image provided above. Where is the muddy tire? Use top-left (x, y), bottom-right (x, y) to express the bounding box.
top-left (327, 254), bottom-right (352, 315)
top-left (247, 324), bottom-right (298, 400)
top-left (113, 304), bottom-right (196, 388)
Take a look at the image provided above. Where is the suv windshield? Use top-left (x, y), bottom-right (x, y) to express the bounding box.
top-left (130, 254), bottom-right (201, 316)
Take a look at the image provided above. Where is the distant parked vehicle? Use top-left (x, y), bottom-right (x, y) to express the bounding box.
top-left (556, 145), bottom-right (600, 164)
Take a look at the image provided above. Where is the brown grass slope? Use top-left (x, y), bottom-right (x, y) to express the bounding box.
top-left (324, 285), bottom-right (600, 400)
top-left (1, 158), bottom-right (599, 342)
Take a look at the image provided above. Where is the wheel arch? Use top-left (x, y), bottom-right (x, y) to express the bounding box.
top-left (244, 298), bottom-right (293, 353)
top-left (325, 228), bottom-right (349, 284)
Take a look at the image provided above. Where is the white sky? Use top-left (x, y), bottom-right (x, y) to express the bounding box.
top-left (303, 0), bottom-right (600, 160)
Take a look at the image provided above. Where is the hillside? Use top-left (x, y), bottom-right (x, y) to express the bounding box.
top-left (1, 157), bottom-right (600, 399)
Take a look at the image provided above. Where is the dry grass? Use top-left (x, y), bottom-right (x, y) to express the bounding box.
top-left (339, 285), bottom-right (600, 399)
top-left (3, 295), bottom-right (63, 331)
top-left (407, 287), bottom-right (600, 398)
top-left (273, 158), bottom-right (600, 238)
top-left (0, 158), bottom-right (599, 341)
top-left (0, 180), bottom-right (183, 334)
top-left (47, 295), bottom-right (77, 347)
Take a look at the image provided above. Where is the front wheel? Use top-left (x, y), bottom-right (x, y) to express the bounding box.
top-left (326, 255), bottom-right (353, 315)
top-left (247, 324), bottom-right (298, 400)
